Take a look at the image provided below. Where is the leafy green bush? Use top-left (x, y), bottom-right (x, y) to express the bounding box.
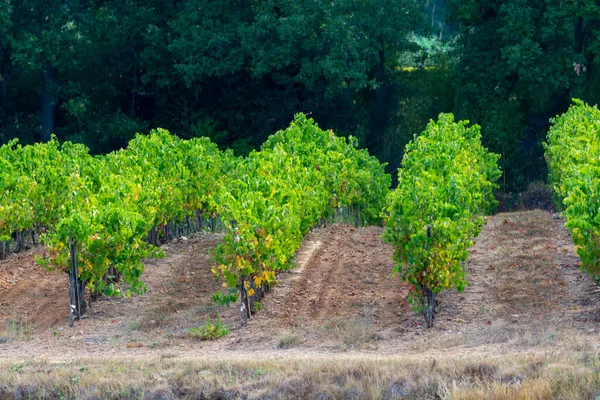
top-left (212, 113), bottom-right (391, 323)
top-left (545, 99), bottom-right (600, 278)
top-left (383, 113), bottom-right (501, 327)
top-left (1, 129), bottom-right (233, 298)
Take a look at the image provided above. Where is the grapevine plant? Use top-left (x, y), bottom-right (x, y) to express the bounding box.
top-left (382, 114), bottom-right (501, 328)
top-left (0, 138), bottom-right (94, 250)
top-left (545, 100), bottom-right (600, 280)
top-left (0, 117), bottom-right (389, 325)
top-left (1, 130), bottom-right (233, 314)
top-left (41, 129), bottom-right (232, 297)
top-left (211, 114), bottom-right (391, 323)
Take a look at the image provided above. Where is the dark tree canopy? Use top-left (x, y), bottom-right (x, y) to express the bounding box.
top-left (450, 0), bottom-right (600, 189)
top-left (1, 0), bottom-right (599, 190)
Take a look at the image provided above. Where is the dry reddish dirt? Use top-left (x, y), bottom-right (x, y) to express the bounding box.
top-left (259, 224), bottom-right (408, 328)
top-left (0, 234), bottom-right (234, 332)
top-left (1, 210), bottom-right (599, 361)
top-left (0, 248), bottom-right (68, 330)
top-left (436, 211), bottom-right (600, 331)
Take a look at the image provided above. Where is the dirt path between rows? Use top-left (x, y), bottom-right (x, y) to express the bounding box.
top-left (1, 210), bottom-right (599, 361)
top-left (255, 224), bottom-right (407, 328)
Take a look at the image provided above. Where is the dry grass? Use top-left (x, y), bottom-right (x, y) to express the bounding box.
top-left (440, 322), bottom-right (569, 351)
top-left (321, 317), bottom-right (377, 348)
top-left (277, 330), bottom-right (301, 349)
top-left (1, 351), bottom-right (599, 399)
top-left (4, 314), bottom-right (33, 342)
top-left (319, 306), bottom-right (378, 348)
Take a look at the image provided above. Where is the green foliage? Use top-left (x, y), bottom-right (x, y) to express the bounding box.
top-left (382, 114), bottom-right (501, 323)
top-left (212, 288), bottom-right (239, 306)
top-left (1, 115), bottom-right (388, 311)
top-left (0, 0), bottom-right (166, 145)
top-left (211, 113), bottom-right (390, 307)
top-left (189, 315), bottom-right (230, 341)
top-left (166, 0), bottom-right (419, 94)
top-left (3, 0), bottom-right (600, 194)
top-left (1, 129), bottom-right (232, 297)
top-left (450, 0), bottom-right (600, 190)
top-left (0, 137), bottom-right (92, 241)
top-left (545, 100), bottom-right (600, 278)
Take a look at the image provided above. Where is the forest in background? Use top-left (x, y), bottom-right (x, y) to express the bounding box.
top-left (1, 0), bottom-right (599, 191)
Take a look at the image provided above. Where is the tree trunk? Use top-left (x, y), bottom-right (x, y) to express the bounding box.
top-left (14, 231), bottom-right (27, 253)
top-left (41, 62), bottom-right (58, 142)
top-left (1, 241), bottom-right (7, 259)
top-left (69, 240), bottom-right (86, 327)
top-left (239, 281), bottom-right (248, 327)
top-left (421, 225), bottom-right (437, 328)
top-left (421, 287), bottom-right (437, 328)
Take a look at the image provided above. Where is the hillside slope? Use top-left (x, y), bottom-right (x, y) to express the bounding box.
top-left (1, 210), bottom-right (599, 358)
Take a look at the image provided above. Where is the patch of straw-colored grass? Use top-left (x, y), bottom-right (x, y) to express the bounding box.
top-left (1, 350), bottom-right (599, 399)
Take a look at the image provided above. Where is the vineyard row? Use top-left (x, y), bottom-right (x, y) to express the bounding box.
top-left (0, 114), bottom-right (390, 323)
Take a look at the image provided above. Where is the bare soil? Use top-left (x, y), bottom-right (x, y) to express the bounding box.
top-left (1, 210), bottom-right (599, 361)
top-left (257, 224), bottom-right (408, 328)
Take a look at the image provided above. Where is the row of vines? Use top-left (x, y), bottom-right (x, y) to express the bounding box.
top-left (0, 129), bottom-right (234, 320)
top-left (383, 114), bottom-right (502, 327)
top-left (5, 104), bottom-right (600, 332)
top-left (545, 99), bottom-right (600, 282)
top-left (211, 114), bottom-right (391, 323)
top-left (0, 113), bottom-right (391, 325)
